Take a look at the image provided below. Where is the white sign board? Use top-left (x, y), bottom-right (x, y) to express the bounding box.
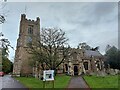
top-left (43, 70), bottom-right (54, 81)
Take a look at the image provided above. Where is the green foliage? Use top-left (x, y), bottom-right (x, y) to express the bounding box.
top-left (2, 47), bottom-right (13, 74)
top-left (15, 74), bottom-right (71, 88)
top-left (0, 32), bottom-right (13, 73)
top-left (2, 56), bottom-right (13, 74)
top-left (2, 46), bottom-right (9, 57)
top-left (105, 46), bottom-right (120, 69)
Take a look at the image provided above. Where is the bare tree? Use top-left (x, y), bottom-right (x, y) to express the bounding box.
top-left (91, 46), bottom-right (99, 51)
top-left (78, 42), bottom-right (99, 51)
top-left (0, 0), bottom-right (7, 24)
top-left (78, 42), bottom-right (91, 50)
top-left (27, 27), bottom-right (70, 75)
top-left (0, 15), bottom-right (5, 24)
top-left (0, 32), bottom-right (13, 49)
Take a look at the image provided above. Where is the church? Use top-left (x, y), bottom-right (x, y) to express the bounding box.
top-left (13, 14), bottom-right (104, 77)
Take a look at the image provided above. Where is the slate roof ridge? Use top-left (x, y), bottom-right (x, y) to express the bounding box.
top-left (84, 49), bottom-right (102, 57)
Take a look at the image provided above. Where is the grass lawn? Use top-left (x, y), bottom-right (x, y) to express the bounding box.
top-left (15, 74), bottom-right (71, 88)
top-left (83, 75), bottom-right (119, 88)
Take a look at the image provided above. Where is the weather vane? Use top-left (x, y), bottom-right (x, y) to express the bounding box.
top-left (24, 5), bottom-right (27, 14)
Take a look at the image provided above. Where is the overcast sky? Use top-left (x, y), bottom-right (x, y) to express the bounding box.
top-left (0, 0), bottom-right (119, 62)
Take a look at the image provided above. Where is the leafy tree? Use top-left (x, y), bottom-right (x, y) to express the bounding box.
top-left (105, 44), bottom-right (112, 53)
top-left (105, 46), bottom-right (120, 70)
top-left (0, 0), bottom-right (13, 73)
top-left (0, 32), bottom-right (13, 73)
top-left (2, 56), bottom-right (13, 74)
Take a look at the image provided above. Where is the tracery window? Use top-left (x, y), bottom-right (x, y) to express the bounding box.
top-left (73, 52), bottom-right (77, 60)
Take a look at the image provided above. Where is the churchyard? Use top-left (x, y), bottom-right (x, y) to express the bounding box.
top-left (15, 74), bottom-right (71, 88)
top-left (15, 74), bottom-right (119, 89)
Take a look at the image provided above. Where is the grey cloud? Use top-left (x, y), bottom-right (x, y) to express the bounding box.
top-left (2, 2), bottom-right (118, 60)
top-left (94, 2), bottom-right (117, 16)
top-left (7, 0), bottom-right (120, 2)
top-left (65, 2), bottom-right (117, 27)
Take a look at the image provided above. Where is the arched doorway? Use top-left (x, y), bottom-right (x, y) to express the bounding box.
top-left (74, 66), bottom-right (78, 75)
top-left (65, 64), bottom-right (68, 72)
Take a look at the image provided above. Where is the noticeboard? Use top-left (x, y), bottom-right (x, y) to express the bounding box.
top-left (43, 70), bottom-right (54, 81)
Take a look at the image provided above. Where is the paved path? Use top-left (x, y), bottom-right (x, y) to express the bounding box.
top-left (0, 75), bottom-right (28, 90)
top-left (67, 76), bottom-right (90, 89)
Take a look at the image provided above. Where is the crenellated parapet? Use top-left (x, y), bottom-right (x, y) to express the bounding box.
top-left (21, 14), bottom-right (40, 24)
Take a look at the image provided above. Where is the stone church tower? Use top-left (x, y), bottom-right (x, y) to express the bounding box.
top-left (13, 14), bottom-right (40, 76)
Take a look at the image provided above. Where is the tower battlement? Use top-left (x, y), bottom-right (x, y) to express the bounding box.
top-left (13, 14), bottom-right (40, 76)
top-left (21, 14), bottom-right (40, 24)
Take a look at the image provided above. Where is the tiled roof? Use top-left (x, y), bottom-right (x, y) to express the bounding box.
top-left (84, 50), bottom-right (102, 57)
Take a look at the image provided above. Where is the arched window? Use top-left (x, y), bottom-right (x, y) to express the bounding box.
top-left (96, 61), bottom-right (101, 70)
top-left (28, 26), bottom-right (33, 34)
top-left (73, 52), bottom-right (77, 60)
top-left (83, 62), bottom-right (88, 70)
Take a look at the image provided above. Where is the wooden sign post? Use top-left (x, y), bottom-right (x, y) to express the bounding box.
top-left (43, 70), bottom-right (54, 88)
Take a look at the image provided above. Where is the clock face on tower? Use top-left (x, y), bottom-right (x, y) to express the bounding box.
top-left (27, 36), bottom-right (32, 43)
top-left (17, 41), bottom-right (20, 47)
top-left (17, 39), bottom-right (22, 47)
